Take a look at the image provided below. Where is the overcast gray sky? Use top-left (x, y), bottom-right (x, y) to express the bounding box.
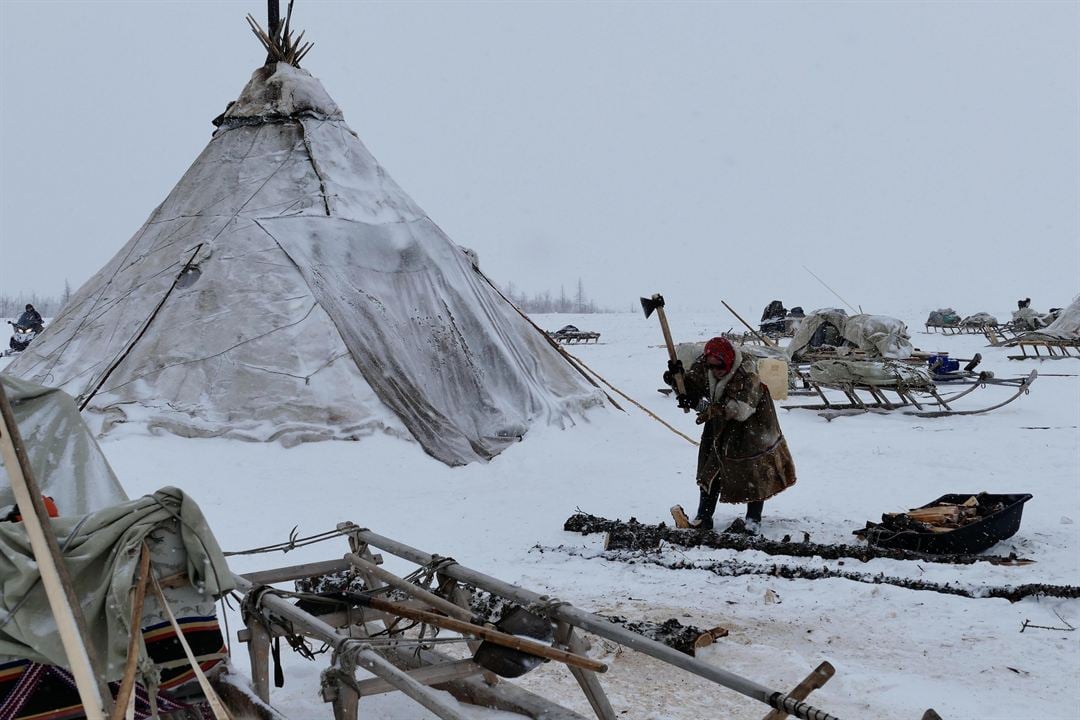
top-left (1, 1), bottom-right (1077, 317)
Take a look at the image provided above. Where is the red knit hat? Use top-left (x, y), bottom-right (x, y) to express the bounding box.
top-left (703, 337), bottom-right (736, 375)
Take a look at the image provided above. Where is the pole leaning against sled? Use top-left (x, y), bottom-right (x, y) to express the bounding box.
top-left (0, 383), bottom-right (114, 719)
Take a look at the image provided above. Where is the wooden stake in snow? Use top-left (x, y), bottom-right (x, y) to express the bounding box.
top-left (0, 383), bottom-right (114, 719)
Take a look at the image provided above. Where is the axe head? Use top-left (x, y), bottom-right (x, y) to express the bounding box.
top-left (640, 294), bottom-right (665, 319)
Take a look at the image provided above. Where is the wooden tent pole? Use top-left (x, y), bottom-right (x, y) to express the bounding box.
top-left (0, 383), bottom-right (113, 718)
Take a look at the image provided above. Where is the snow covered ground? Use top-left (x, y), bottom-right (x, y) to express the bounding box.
top-left (3, 309), bottom-right (1078, 719)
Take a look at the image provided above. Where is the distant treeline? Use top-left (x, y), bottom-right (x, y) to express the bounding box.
top-left (502, 278), bottom-right (612, 314)
top-left (0, 282), bottom-right (71, 319)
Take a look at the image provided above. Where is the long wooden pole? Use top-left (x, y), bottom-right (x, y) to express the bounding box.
top-left (110, 544), bottom-right (152, 720)
top-left (721, 300), bottom-right (780, 350)
top-left (355, 594), bottom-right (607, 674)
top-left (345, 553), bottom-right (474, 621)
top-left (0, 384), bottom-right (113, 718)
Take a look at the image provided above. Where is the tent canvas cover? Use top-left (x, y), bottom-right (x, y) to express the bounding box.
top-left (0, 374), bottom-right (126, 517)
top-left (6, 62), bottom-right (603, 466)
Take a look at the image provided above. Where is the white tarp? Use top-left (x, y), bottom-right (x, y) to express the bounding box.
top-left (841, 314), bottom-right (914, 359)
top-left (961, 312), bottom-right (998, 327)
top-left (809, 359), bottom-right (933, 388)
top-left (786, 309), bottom-right (912, 360)
top-left (0, 374), bottom-right (127, 516)
top-left (6, 63), bottom-right (603, 465)
top-left (786, 308), bottom-right (848, 360)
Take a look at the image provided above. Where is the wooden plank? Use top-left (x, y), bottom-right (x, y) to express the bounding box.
top-left (355, 659), bottom-right (485, 697)
top-left (241, 558), bottom-right (352, 585)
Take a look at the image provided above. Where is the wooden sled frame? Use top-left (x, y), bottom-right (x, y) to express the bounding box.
top-left (549, 331), bottom-right (601, 344)
top-left (1005, 338), bottom-right (1080, 360)
top-left (784, 366), bottom-right (1038, 420)
top-left (233, 524), bottom-right (848, 720)
top-left (925, 321), bottom-right (1000, 336)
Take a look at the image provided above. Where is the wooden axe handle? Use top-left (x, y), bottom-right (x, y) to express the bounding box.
top-left (655, 306), bottom-right (689, 408)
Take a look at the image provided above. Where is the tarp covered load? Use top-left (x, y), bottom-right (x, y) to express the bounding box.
top-left (0, 375), bottom-right (127, 516)
top-left (926, 308), bottom-right (960, 326)
top-left (841, 314), bottom-right (914, 360)
top-left (787, 309), bottom-right (912, 360)
top-left (786, 308), bottom-right (848, 360)
top-left (961, 312), bottom-right (998, 327)
top-left (6, 63), bottom-right (603, 466)
top-left (1017, 296), bottom-right (1080, 341)
top-left (0, 487), bottom-right (233, 678)
top-left (1011, 306), bottom-right (1055, 331)
top-left (809, 359), bottom-right (933, 389)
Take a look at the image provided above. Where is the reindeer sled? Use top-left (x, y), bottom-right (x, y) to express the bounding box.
top-left (781, 311), bottom-right (1038, 419)
top-left (548, 325), bottom-right (601, 344)
top-left (783, 358), bottom-right (1038, 420)
top-left (925, 309), bottom-right (1003, 336)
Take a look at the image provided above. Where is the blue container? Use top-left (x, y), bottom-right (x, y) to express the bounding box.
top-left (928, 353), bottom-right (960, 374)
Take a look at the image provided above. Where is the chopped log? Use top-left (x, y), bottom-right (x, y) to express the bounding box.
top-left (903, 506), bottom-right (962, 525)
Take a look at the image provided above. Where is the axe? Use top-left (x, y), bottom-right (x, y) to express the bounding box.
top-left (640, 293), bottom-right (690, 412)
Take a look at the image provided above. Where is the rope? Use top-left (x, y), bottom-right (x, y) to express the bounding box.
top-left (526, 594), bottom-right (571, 618)
top-left (558, 348), bottom-right (700, 446)
top-left (223, 527), bottom-right (348, 556)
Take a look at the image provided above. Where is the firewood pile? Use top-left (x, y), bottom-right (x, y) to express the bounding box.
top-left (869, 494), bottom-right (1006, 535)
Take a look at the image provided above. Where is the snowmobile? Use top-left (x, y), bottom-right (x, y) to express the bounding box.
top-left (5, 320), bottom-right (40, 355)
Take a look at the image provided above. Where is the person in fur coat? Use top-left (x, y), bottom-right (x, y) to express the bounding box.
top-left (665, 336), bottom-right (796, 533)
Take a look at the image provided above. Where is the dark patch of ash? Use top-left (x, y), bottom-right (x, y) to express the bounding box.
top-left (604, 615), bottom-right (704, 656)
top-left (295, 569), bottom-right (366, 595)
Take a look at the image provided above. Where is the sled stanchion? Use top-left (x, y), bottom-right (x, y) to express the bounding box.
top-left (555, 621), bottom-right (617, 720)
top-left (245, 618), bottom-right (272, 703)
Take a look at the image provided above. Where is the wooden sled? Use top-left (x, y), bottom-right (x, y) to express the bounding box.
top-left (234, 524), bottom-right (849, 720)
top-left (926, 321), bottom-right (1002, 336)
top-left (784, 366), bottom-right (1038, 420)
top-left (548, 326), bottom-right (601, 344)
top-left (1005, 338), bottom-right (1080, 360)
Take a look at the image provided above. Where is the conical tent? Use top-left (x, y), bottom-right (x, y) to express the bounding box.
top-left (7, 62), bottom-right (603, 465)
